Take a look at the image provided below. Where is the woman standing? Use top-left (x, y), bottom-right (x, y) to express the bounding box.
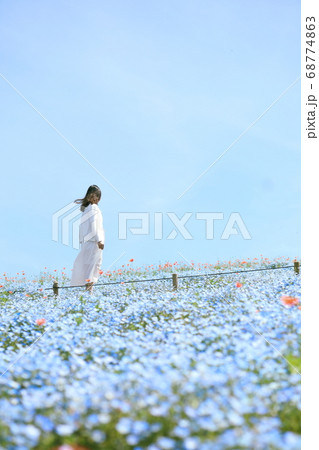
top-left (70, 185), bottom-right (104, 291)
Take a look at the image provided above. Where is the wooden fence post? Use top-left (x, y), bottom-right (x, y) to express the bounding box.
top-left (294, 261), bottom-right (300, 275)
top-left (53, 281), bottom-right (59, 296)
top-left (172, 273), bottom-right (178, 290)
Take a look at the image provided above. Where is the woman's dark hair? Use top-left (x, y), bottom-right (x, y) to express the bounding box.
top-left (75, 185), bottom-right (102, 211)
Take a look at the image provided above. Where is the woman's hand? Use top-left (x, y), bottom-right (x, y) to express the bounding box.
top-left (98, 241), bottom-right (104, 250)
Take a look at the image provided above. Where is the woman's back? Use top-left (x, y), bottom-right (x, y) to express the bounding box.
top-left (79, 203), bottom-right (103, 244)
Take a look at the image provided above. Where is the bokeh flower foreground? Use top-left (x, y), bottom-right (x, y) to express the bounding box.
top-left (0, 257), bottom-right (301, 449)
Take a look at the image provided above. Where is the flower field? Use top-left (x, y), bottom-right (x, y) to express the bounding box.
top-left (0, 257), bottom-right (301, 449)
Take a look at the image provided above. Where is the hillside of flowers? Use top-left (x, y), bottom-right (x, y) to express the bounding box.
top-left (0, 257), bottom-right (301, 450)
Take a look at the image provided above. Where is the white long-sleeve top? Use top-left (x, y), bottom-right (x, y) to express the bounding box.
top-left (79, 203), bottom-right (105, 244)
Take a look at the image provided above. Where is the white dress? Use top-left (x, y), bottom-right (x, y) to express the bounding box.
top-left (70, 203), bottom-right (105, 286)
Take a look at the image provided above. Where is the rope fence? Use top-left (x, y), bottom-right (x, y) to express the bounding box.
top-left (2, 261), bottom-right (300, 296)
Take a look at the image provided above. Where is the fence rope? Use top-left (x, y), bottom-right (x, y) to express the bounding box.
top-left (1, 264), bottom-right (299, 295)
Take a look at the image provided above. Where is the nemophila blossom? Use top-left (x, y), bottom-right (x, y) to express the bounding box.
top-left (0, 257), bottom-right (300, 449)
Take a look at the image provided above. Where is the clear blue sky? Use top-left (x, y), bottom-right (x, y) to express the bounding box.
top-left (0, 0), bottom-right (300, 276)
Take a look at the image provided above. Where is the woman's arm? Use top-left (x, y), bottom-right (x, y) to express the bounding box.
top-left (95, 206), bottom-right (104, 245)
top-left (92, 204), bottom-right (105, 249)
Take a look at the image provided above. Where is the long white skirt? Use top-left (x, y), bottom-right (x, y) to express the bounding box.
top-left (70, 241), bottom-right (103, 286)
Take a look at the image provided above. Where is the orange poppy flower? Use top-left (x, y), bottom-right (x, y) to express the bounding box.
top-left (35, 318), bottom-right (46, 326)
top-left (281, 295), bottom-right (299, 306)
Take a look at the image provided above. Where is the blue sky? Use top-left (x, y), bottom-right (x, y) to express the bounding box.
top-left (0, 0), bottom-right (300, 276)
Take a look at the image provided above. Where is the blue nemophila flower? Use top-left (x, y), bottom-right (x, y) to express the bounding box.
top-left (34, 414), bottom-right (54, 432)
top-left (172, 425), bottom-right (190, 438)
top-left (184, 436), bottom-right (201, 450)
top-left (156, 436), bottom-right (175, 449)
top-left (56, 423), bottom-right (76, 436)
top-left (116, 417), bottom-right (132, 434)
top-left (0, 260), bottom-right (300, 449)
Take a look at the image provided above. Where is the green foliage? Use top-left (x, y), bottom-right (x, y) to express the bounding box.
top-left (278, 402), bottom-right (301, 434)
top-left (286, 354), bottom-right (301, 375)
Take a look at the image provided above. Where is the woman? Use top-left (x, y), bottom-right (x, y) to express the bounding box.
top-left (70, 185), bottom-right (105, 291)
